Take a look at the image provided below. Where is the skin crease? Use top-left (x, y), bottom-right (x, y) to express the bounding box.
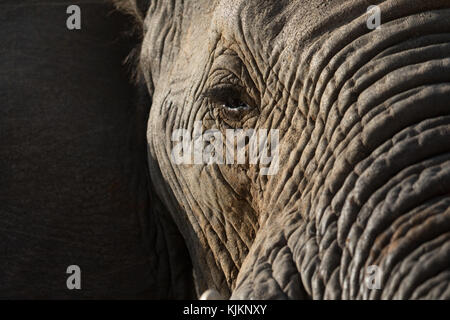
top-left (116, 0), bottom-right (450, 299)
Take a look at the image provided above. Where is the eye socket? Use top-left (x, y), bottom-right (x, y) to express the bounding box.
top-left (203, 85), bottom-right (258, 126)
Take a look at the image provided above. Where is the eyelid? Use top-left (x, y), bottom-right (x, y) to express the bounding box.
top-left (203, 85), bottom-right (241, 103)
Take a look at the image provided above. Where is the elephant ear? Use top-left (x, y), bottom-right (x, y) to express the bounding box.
top-left (112, 0), bottom-right (151, 27)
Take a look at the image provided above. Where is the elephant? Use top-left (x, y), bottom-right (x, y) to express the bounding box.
top-left (1, 0), bottom-right (450, 300)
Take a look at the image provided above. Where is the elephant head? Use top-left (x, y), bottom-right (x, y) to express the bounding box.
top-left (2, 0), bottom-right (449, 300)
top-left (116, 0), bottom-right (450, 299)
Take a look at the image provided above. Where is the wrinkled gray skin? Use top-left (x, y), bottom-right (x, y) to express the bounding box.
top-left (118, 0), bottom-right (450, 299)
top-left (1, 0), bottom-right (450, 299)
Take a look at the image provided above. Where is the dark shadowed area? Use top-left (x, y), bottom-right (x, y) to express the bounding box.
top-left (0, 0), bottom-right (193, 299)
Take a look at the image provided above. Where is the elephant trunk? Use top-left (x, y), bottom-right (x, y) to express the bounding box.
top-left (233, 4), bottom-right (450, 299)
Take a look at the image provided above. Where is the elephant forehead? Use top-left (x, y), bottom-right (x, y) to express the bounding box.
top-left (213, 0), bottom-right (346, 44)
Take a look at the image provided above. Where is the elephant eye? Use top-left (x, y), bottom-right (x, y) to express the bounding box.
top-left (223, 97), bottom-right (251, 111)
top-left (203, 85), bottom-right (257, 126)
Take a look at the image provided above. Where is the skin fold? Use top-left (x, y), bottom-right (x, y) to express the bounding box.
top-left (1, 0), bottom-right (449, 299)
